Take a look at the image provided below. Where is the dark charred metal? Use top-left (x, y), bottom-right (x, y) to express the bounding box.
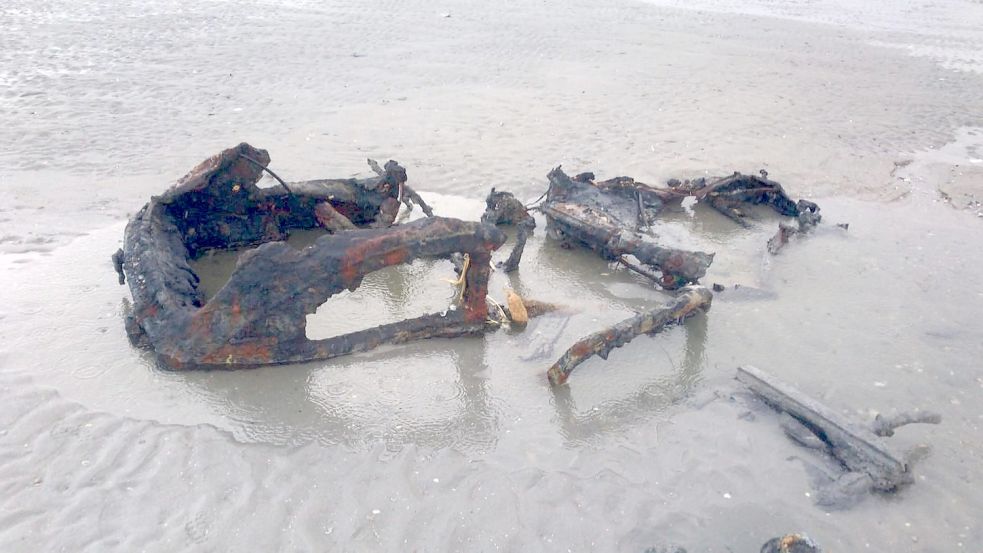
top-left (767, 200), bottom-right (823, 254)
top-left (368, 157), bottom-right (435, 217)
top-left (111, 248), bottom-right (125, 285)
top-left (478, 166), bottom-right (820, 281)
top-left (542, 167), bottom-right (715, 289)
top-left (547, 286), bottom-right (712, 386)
top-left (760, 534), bottom-right (822, 553)
top-left (480, 188), bottom-right (536, 272)
top-left (668, 170), bottom-right (807, 227)
top-left (532, 167), bottom-right (821, 284)
top-left (118, 143), bottom-right (505, 369)
top-left (479, 166), bottom-right (818, 382)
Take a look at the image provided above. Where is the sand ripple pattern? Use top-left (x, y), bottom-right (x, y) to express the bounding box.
top-left (9, 368), bottom-right (956, 553)
top-left (0, 372), bottom-right (786, 552)
top-left (3, 0), bottom-right (983, 550)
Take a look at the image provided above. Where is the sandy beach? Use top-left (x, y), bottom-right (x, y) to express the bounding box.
top-left (2, 0), bottom-right (982, 550)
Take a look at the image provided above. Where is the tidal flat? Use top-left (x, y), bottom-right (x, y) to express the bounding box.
top-left (1, 0), bottom-right (982, 550)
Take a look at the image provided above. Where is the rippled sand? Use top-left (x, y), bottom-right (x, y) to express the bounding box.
top-left (2, 0), bottom-right (982, 551)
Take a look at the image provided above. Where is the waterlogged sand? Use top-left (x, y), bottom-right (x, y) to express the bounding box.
top-left (2, 0), bottom-right (983, 551)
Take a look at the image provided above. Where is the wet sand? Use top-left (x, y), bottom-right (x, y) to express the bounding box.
top-left (2, 0), bottom-right (983, 551)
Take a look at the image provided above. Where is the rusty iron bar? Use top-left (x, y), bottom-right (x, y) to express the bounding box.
top-left (547, 285), bottom-right (712, 386)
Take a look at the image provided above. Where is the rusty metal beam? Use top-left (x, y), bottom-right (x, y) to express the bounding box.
top-left (547, 285), bottom-right (712, 386)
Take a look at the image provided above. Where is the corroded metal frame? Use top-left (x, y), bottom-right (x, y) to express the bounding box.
top-left (118, 143), bottom-right (504, 369)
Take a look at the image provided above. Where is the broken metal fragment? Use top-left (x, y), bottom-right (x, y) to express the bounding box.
top-left (314, 201), bottom-right (358, 232)
top-left (767, 200), bottom-right (823, 254)
top-left (481, 188), bottom-right (536, 272)
top-left (760, 534), bottom-right (822, 553)
top-left (668, 171), bottom-right (805, 227)
top-left (490, 167), bottom-right (818, 281)
top-left (547, 285), bottom-right (712, 386)
top-left (542, 168), bottom-right (714, 289)
top-left (368, 157), bottom-right (435, 217)
top-left (111, 248), bottom-right (125, 285)
top-left (736, 365), bottom-right (939, 495)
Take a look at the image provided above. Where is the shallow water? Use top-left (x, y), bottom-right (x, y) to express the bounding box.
top-left (2, 0), bottom-right (982, 551)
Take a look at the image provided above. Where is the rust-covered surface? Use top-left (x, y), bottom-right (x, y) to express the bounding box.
top-left (541, 167), bottom-right (715, 289)
top-left (667, 170), bottom-right (808, 227)
top-left (116, 144), bottom-right (823, 381)
top-left (118, 143), bottom-right (504, 369)
top-left (490, 167), bottom-right (821, 286)
top-left (480, 188), bottom-right (536, 273)
top-left (547, 285), bottom-right (712, 386)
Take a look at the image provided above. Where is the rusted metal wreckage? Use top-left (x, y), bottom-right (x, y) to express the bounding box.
top-left (114, 143), bottom-right (504, 369)
top-left (115, 143), bottom-right (821, 378)
top-left (486, 166), bottom-right (822, 384)
top-left (114, 144), bottom-right (938, 510)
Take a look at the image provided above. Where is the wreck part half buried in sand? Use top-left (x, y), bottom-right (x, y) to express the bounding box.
top-left (114, 143), bottom-right (513, 369)
top-left (482, 166), bottom-right (822, 291)
top-left (115, 143), bottom-right (823, 376)
top-left (478, 166), bottom-right (820, 384)
top-left (737, 365), bottom-right (941, 506)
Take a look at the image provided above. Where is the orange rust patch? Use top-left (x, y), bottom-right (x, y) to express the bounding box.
top-left (229, 297), bottom-right (244, 328)
top-left (339, 247), bottom-right (366, 284)
top-left (463, 302), bottom-right (487, 322)
top-left (338, 233), bottom-right (397, 282)
top-left (383, 248), bottom-right (407, 266)
top-left (340, 262), bottom-right (358, 284)
top-left (201, 340), bottom-right (275, 365)
top-left (571, 341), bottom-right (593, 357)
top-left (188, 309), bottom-right (214, 337)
